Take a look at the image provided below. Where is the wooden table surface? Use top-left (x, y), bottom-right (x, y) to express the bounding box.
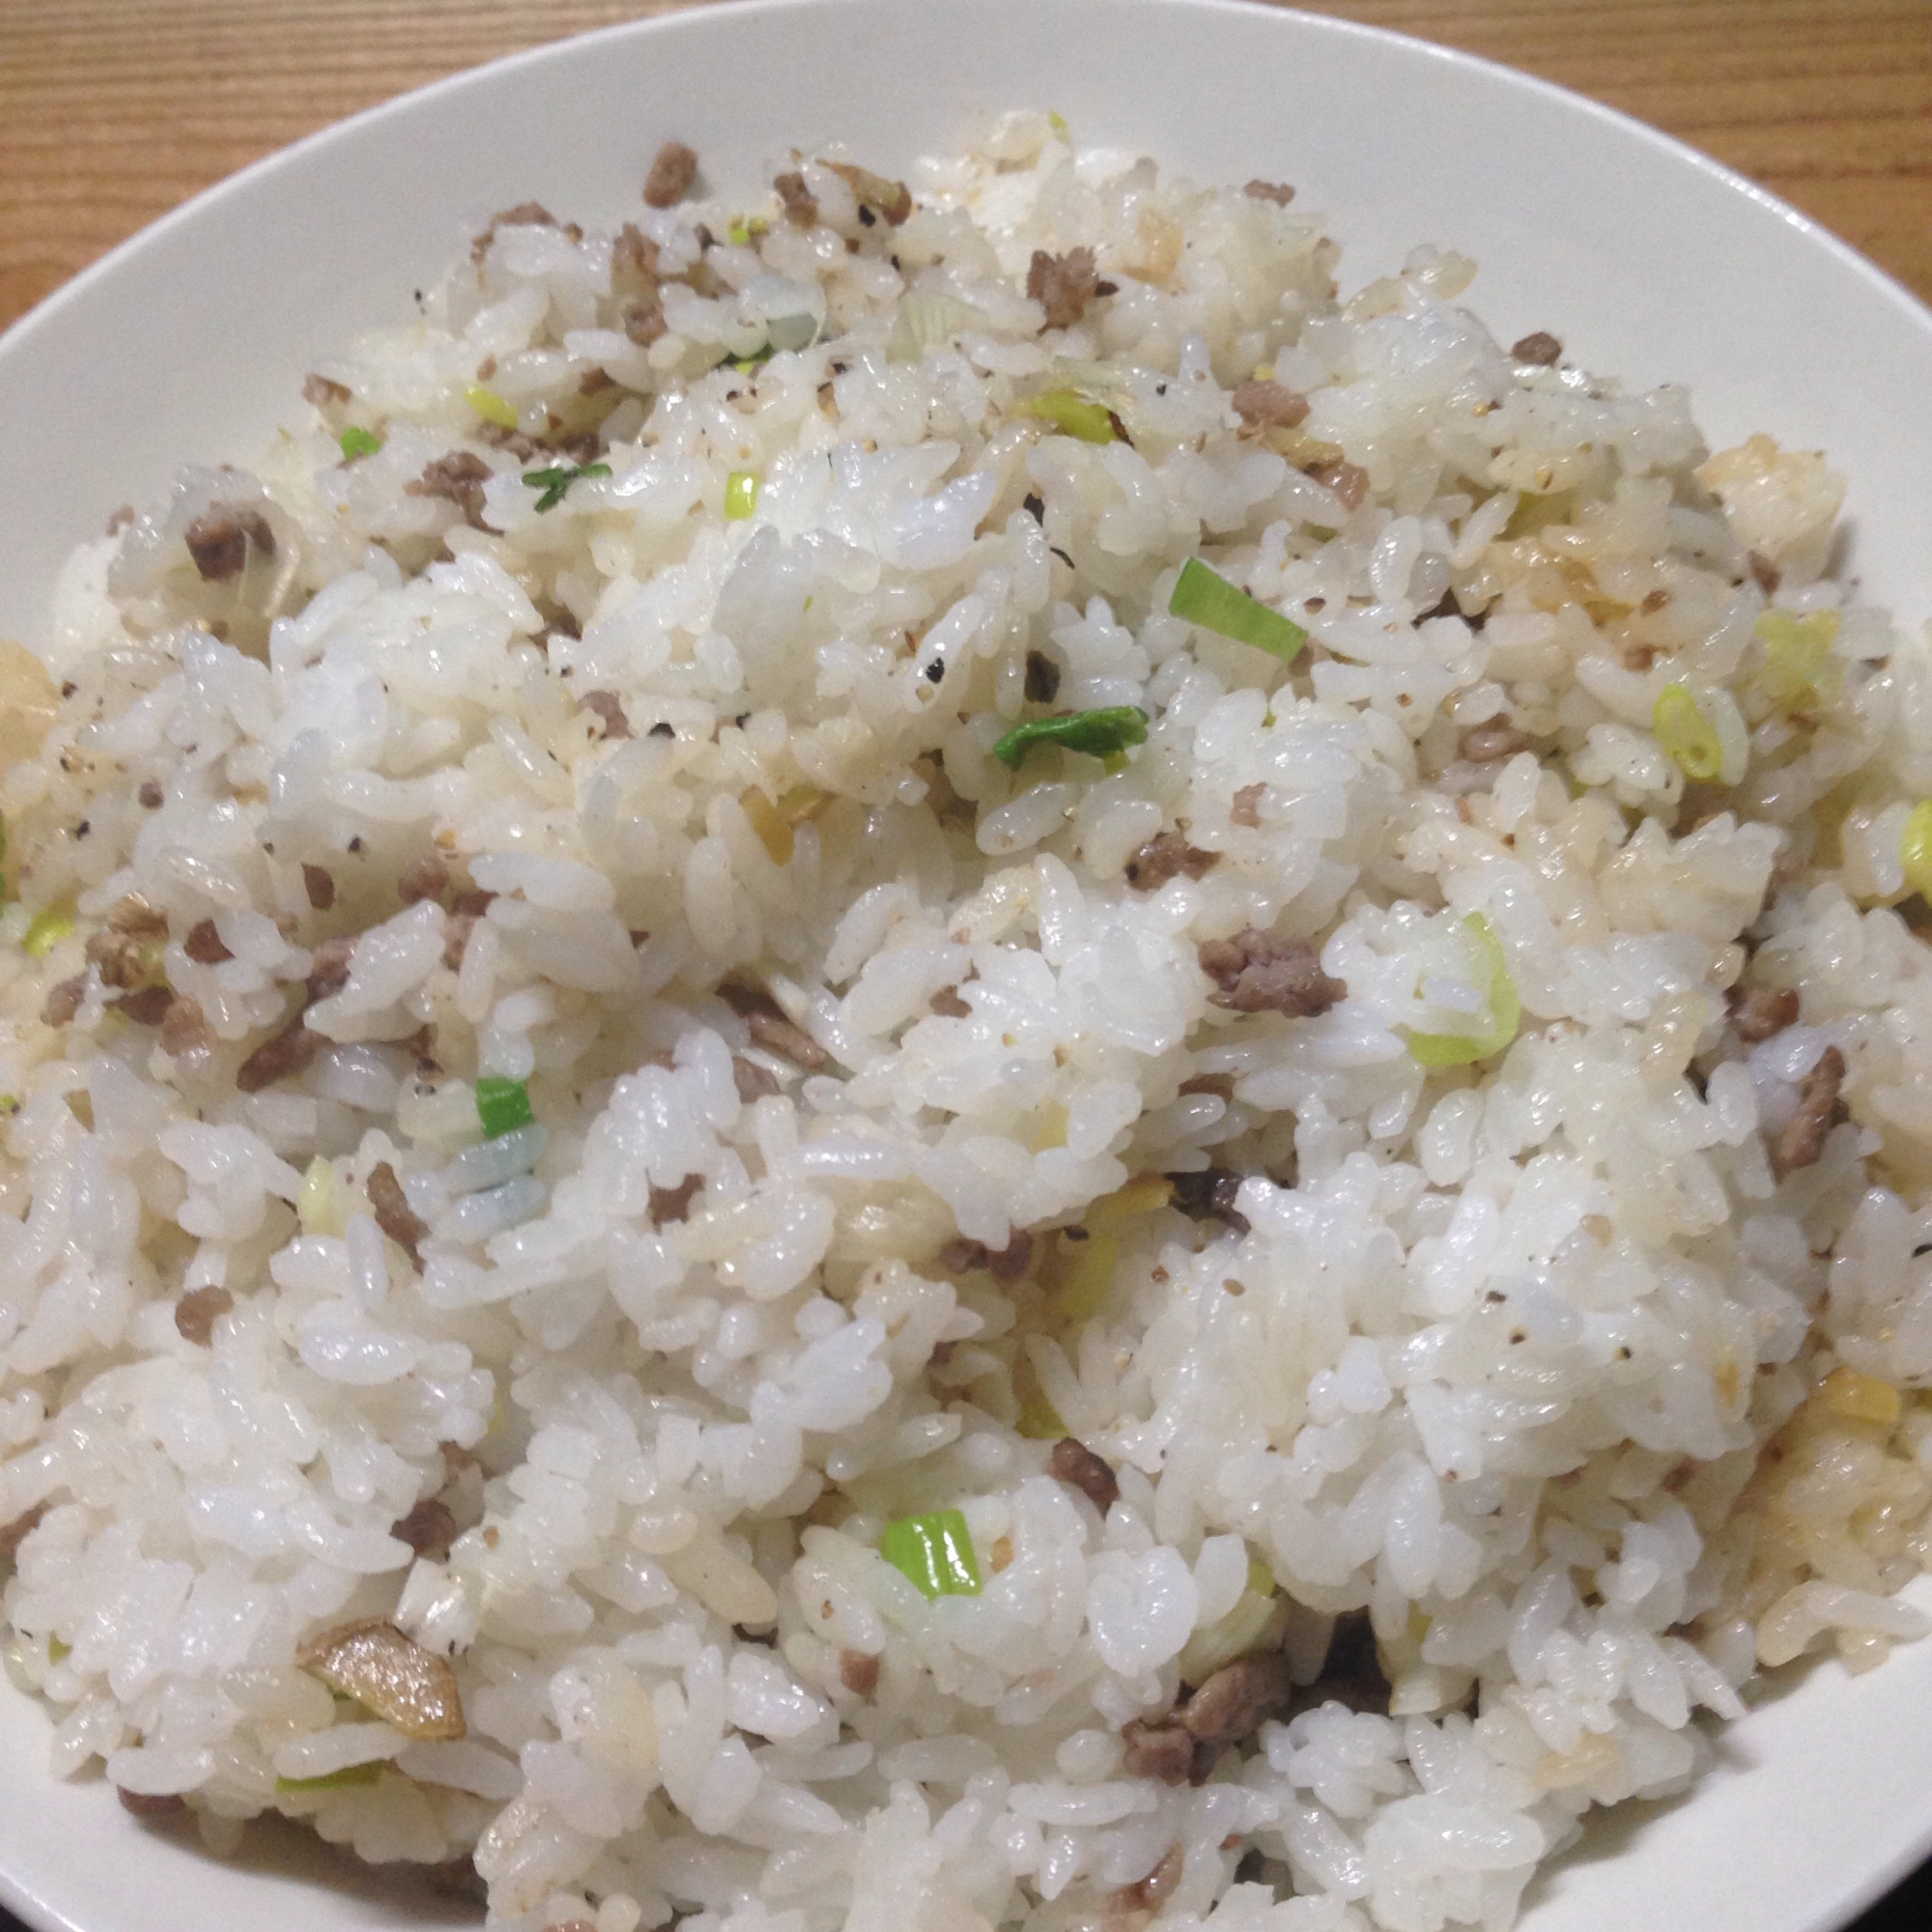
top-left (0, 3), bottom-right (1930, 1930)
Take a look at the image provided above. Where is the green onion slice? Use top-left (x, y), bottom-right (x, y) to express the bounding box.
top-left (1169, 558), bottom-right (1308, 661)
top-left (1901, 800), bottom-right (1932, 902)
top-left (274, 1762), bottom-right (385, 1794)
top-left (1407, 912), bottom-right (1520, 1068)
top-left (338, 426), bottom-right (383, 461)
top-left (23, 906), bottom-right (74, 958)
top-left (1023, 390), bottom-right (1119, 443)
top-left (724, 471), bottom-right (760, 520)
top-left (465, 384), bottom-right (518, 430)
top-left (1652, 682), bottom-right (1724, 782)
top-left (879, 1509), bottom-right (982, 1598)
top-left (993, 706), bottom-right (1149, 771)
top-left (474, 1076), bottom-right (534, 1139)
top-left (1752, 609), bottom-right (1840, 713)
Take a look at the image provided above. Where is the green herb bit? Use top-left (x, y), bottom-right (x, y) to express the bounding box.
top-left (724, 470), bottom-right (760, 521)
top-left (729, 344), bottom-right (777, 374)
top-left (1408, 912), bottom-right (1520, 1068)
top-left (474, 1075), bottom-right (534, 1139)
top-left (522, 463), bottom-right (612, 513)
top-left (880, 1509), bottom-right (982, 1599)
top-left (993, 706), bottom-right (1149, 772)
top-left (1652, 682), bottom-right (1723, 782)
top-left (1169, 558), bottom-right (1308, 661)
top-left (727, 221), bottom-right (752, 246)
top-left (23, 906), bottom-right (75, 958)
top-left (1024, 389), bottom-right (1119, 443)
top-left (274, 1761), bottom-right (385, 1794)
top-left (47, 1635), bottom-right (71, 1663)
top-left (338, 426), bottom-right (383, 461)
top-left (465, 384), bottom-right (519, 430)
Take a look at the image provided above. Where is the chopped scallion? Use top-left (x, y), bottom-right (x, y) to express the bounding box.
top-left (338, 426), bottom-right (383, 461)
top-left (1901, 800), bottom-right (1932, 902)
top-left (1653, 682), bottom-right (1724, 782)
top-left (475, 1075), bottom-right (534, 1139)
top-left (1407, 913), bottom-right (1520, 1068)
top-left (47, 1635), bottom-right (71, 1662)
top-left (274, 1761), bottom-right (385, 1794)
top-left (879, 1509), bottom-right (981, 1598)
top-left (993, 706), bottom-right (1149, 771)
top-left (523, 463), bottom-right (611, 513)
top-left (465, 384), bottom-right (519, 430)
top-left (724, 471), bottom-right (760, 520)
top-left (1023, 389), bottom-right (1119, 443)
top-left (1169, 558), bottom-right (1308, 661)
top-left (726, 221), bottom-right (752, 246)
top-left (23, 906), bottom-right (74, 958)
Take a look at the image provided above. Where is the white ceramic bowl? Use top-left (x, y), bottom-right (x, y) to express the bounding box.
top-left (4, 4), bottom-right (1931, 1929)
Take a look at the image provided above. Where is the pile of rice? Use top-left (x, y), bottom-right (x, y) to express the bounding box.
top-left (7, 109), bottom-right (1932, 1932)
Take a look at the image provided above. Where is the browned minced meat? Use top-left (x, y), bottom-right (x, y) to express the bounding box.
top-left (1048, 1436), bottom-right (1120, 1514)
top-left (1231, 379), bottom-right (1310, 430)
top-left (1123, 831), bottom-right (1218, 893)
top-left (1749, 550), bottom-right (1782, 596)
top-left (236, 1017), bottom-right (323, 1093)
top-left (42, 975), bottom-right (87, 1029)
top-left (1728, 982), bottom-right (1801, 1044)
top-left (624, 294), bottom-right (668, 349)
top-left (1772, 1044), bottom-right (1846, 1178)
top-left (185, 506), bottom-right (274, 582)
top-left (821, 159), bottom-right (913, 225)
top-left (390, 1496), bottom-right (458, 1561)
top-left (1243, 179), bottom-right (1295, 206)
top-left (1308, 461), bottom-right (1370, 511)
top-left (1167, 1167), bottom-right (1251, 1236)
top-left (408, 452), bottom-right (496, 530)
top-left (470, 201), bottom-right (557, 265)
top-left (1460, 716), bottom-right (1529, 763)
top-left (644, 141), bottom-right (699, 208)
top-left (928, 985), bottom-right (972, 1019)
top-left (368, 1160), bottom-right (430, 1266)
top-left (306, 935), bottom-right (355, 1003)
top-left (649, 1174), bottom-right (703, 1227)
top-left (398, 855), bottom-right (449, 905)
top-left (0, 1503), bottom-right (46, 1564)
top-left (732, 1055), bottom-right (781, 1102)
top-left (718, 984), bottom-right (830, 1068)
top-left (137, 779), bottom-right (165, 810)
top-left (838, 1649), bottom-right (881, 1697)
top-left (112, 983), bottom-right (175, 1026)
top-left (939, 1230), bottom-right (1034, 1282)
top-left (159, 993), bottom-right (212, 1059)
top-left (86, 906), bottom-right (159, 986)
top-left (440, 912), bottom-right (480, 970)
top-left (1027, 246), bottom-right (1103, 329)
top-left (1229, 782), bottom-right (1266, 829)
top-left (109, 893), bottom-right (168, 937)
top-left (174, 1285), bottom-right (235, 1347)
top-left (1023, 651), bottom-right (1062, 704)
top-left (302, 373), bottom-right (353, 409)
top-left (1182, 1652), bottom-right (1296, 1745)
top-left (184, 919), bottom-right (232, 964)
top-left (117, 1788), bottom-right (186, 1819)
top-left (1199, 928), bottom-right (1345, 1016)
top-left (1107, 1846), bottom-right (1184, 1927)
top-left (773, 170), bottom-right (819, 227)
top-left (1120, 1715), bottom-right (1196, 1785)
top-left (582, 690), bottom-right (633, 739)
top-left (301, 863), bottom-right (335, 911)
top-left (106, 504), bottom-right (137, 535)
top-left (1510, 330), bottom-right (1563, 366)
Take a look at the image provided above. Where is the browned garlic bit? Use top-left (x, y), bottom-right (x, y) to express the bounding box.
top-left (296, 1617), bottom-right (466, 1740)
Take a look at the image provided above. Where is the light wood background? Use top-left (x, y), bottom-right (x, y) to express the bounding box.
top-left (0, 4), bottom-right (1929, 1931)
top-left (1, 0), bottom-right (1929, 333)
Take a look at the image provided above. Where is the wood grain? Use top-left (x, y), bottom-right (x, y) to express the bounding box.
top-left (1, 0), bottom-right (1928, 332)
